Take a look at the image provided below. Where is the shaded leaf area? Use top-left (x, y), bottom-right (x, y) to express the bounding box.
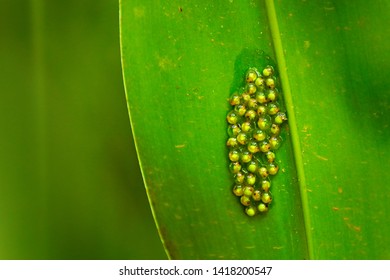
top-left (273, 0), bottom-right (390, 259)
top-left (0, 0), bottom-right (165, 259)
top-left (121, 0), bottom-right (308, 259)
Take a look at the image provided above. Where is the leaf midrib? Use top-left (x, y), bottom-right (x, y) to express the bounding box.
top-left (265, 0), bottom-right (313, 259)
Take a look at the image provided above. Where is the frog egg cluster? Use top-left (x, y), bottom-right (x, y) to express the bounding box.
top-left (226, 66), bottom-right (287, 217)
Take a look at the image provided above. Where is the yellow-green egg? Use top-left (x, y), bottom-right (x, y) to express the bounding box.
top-left (259, 141), bottom-right (271, 153)
top-left (257, 105), bottom-right (267, 116)
top-left (261, 192), bottom-right (272, 204)
top-left (245, 109), bottom-right (257, 121)
top-left (266, 89), bottom-right (278, 101)
top-left (265, 151), bottom-right (276, 163)
top-left (252, 190), bottom-right (262, 201)
top-left (246, 160), bottom-right (258, 173)
top-left (236, 132), bottom-right (248, 145)
top-left (234, 172), bottom-right (245, 184)
top-left (228, 149), bottom-right (240, 162)
top-left (240, 150), bottom-right (252, 163)
top-left (226, 111), bottom-right (239, 124)
top-left (234, 104), bottom-right (247, 116)
top-left (262, 65), bottom-right (274, 77)
top-left (253, 129), bottom-right (267, 141)
top-left (258, 203), bottom-right (268, 213)
top-left (245, 205), bottom-right (257, 216)
top-left (267, 102), bottom-right (280, 115)
top-left (246, 68), bottom-right (258, 83)
top-left (226, 137), bottom-right (238, 149)
top-left (241, 92), bottom-right (251, 103)
top-left (229, 161), bottom-right (241, 174)
top-left (266, 77), bottom-right (275, 89)
top-left (241, 121), bottom-right (253, 133)
top-left (246, 173), bottom-right (256, 185)
top-left (247, 98), bottom-right (258, 110)
top-left (268, 163), bottom-right (279, 175)
top-left (240, 195), bottom-right (251, 206)
top-left (243, 185), bottom-right (255, 196)
top-left (232, 184), bottom-right (244, 196)
top-left (269, 136), bottom-right (282, 150)
top-left (258, 166), bottom-right (269, 178)
top-left (257, 116), bottom-right (272, 130)
top-left (227, 124), bottom-right (241, 137)
top-left (270, 123), bottom-right (281, 136)
top-left (246, 83), bottom-right (257, 95)
top-left (255, 91), bottom-right (268, 104)
top-left (255, 77), bottom-right (265, 88)
top-left (229, 92), bottom-right (241, 106)
top-left (274, 112), bottom-right (288, 124)
top-left (247, 140), bottom-right (259, 154)
top-left (261, 179), bottom-right (271, 192)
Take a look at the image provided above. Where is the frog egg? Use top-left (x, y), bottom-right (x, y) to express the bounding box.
top-left (241, 92), bottom-right (251, 103)
top-left (245, 83), bottom-right (257, 95)
top-left (245, 109), bottom-right (257, 121)
top-left (228, 149), bottom-right (240, 162)
top-left (240, 195), bottom-right (251, 206)
top-left (270, 123), bottom-right (281, 136)
top-left (274, 112), bottom-right (288, 124)
top-left (234, 104), bottom-right (247, 116)
top-left (243, 185), bottom-right (255, 197)
top-left (257, 115), bottom-right (272, 130)
top-left (229, 92), bottom-right (241, 106)
top-left (253, 129), bottom-right (267, 141)
top-left (226, 137), bottom-right (238, 149)
top-left (241, 121), bottom-right (254, 133)
top-left (246, 173), bottom-right (256, 185)
top-left (262, 65), bottom-right (274, 77)
top-left (234, 171), bottom-right (245, 184)
top-left (268, 163), bottom-right (279, 175)
top-left (261, 192), bottom-right (273, 204)
top-left (257, 105), bottom-right (267, 116)
top-left (269, 136), bottom-right (282, 150)
top-left (266, 89), bottom-right (278, 101)
top-left (258, 203), bottom-right (269, 213)
top-left (255, 77), bottom-right (265, 88)
top-left (266, 77), bottom-right (276, 89)
top-left (265, 151), bottom-right (276, 163)
top-left (259, 141), bottom-right (271, 153)
top-left (226, 110), bottom-right (239, 124)
top-left (229, 161), bottom-right (241, 174)
top-left (240, 150), bottom-right (252, 163)
top-left (267, 102), bottom-right (280, 115)
top-left (236, 132), bottom-right (248, 145)
top-left (232, 184), bottom-right (244, 196)
top-left (247, 98), bottom-right (258, 110)
top-left (261, 179), bottom-right (271, 192)
top-left (255, 91), bottom-right (268, 104)
top-left (245, 205), bottom-right (257, 217)
top-left (252, 190), bottom-right (262, 201)
top-left (258, 166), bottom-right (269, 178)
top-left (245, 68), bottom-right (259, 83)
top-left (246, 160), bottom-right (258, 173)
top-left (247, 140), bottom-right (259, 154)
top-left (227, 124), bottom-right (241, 137)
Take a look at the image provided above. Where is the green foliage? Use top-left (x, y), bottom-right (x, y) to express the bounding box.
top-left (121, 0), bottom-right (390, 259)
top-left (0, 0), bottom-right (166, 259)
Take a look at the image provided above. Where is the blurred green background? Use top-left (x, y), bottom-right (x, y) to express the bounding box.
top-left (0, 0), bottom-right (166, 259)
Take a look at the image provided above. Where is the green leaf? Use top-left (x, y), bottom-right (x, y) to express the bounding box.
top-left (271, 0), bottom-right (390, 259)
top-left (120, 0), bottom-right (390, 259)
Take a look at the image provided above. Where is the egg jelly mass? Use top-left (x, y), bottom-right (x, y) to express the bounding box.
top-left (226, 65), bottom-right (287, 217)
